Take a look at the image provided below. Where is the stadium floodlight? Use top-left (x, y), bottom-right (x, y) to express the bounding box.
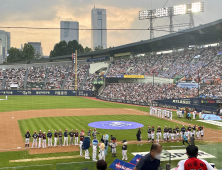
top-left (139, 2), bottom-right (204, 39)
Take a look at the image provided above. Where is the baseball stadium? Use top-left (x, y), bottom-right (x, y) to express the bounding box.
top-left (1, 1), bottom-right (222, 170)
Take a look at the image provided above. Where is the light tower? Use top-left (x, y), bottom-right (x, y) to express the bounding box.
top-left (139, 2), bottom-right (204, 39)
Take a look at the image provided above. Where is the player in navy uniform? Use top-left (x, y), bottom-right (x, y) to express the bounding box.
top-left (69, 129), bottom-right (74, 145)
top-left (58, 130), bottom-right (63, 147)
top-left (31, 131), bottom-right (38, 148)
top-left (24, 130), bottom-right (31, 149)
top-left (63, 129), bottom-right (68, 146)
top-left (47, 130), bottom-right (53, 147)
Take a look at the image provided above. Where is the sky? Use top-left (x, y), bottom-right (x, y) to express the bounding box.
top-left (0, 0), bottom-right (222, 56)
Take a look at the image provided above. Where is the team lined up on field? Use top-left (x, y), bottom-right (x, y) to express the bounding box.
top-left (24, 129), bottom-right (98, 149)
top-left (145, 125), bottom-right (204, 143)
top-left (150, 107), bottom-right (198, 120)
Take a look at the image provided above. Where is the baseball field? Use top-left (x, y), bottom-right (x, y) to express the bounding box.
top-left (0, 96), bottom-right (221, 170)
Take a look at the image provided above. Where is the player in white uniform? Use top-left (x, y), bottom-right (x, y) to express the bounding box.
top-left (196, 130), bottom-right (200, 140)
top-left (155, 108), bottom-right (158, 116)
top-left (199, 111), bottom-right (202, 119)
top-left (180, 131), bottom-right (183, 141)
top-left (150, 106), bottom-right (152, 115)
top-left (167, 110), bottom-right (170, 119)
top-left (151, 132), bottom-right (155, 143)
top-left (193, 110), bottom-right (196, 120)
top-left (163, 133), bottom-right (166, 143)
top-left (158, 108), bottom-right (161, 117)
top-left (162, 109), bottom-right (165, 118)
top-left (177, 109), bottom-right (180, 117)
top-left (200, 129), bottom-right (204, 140)
top-left (170, 110), bottom-right (173, 120)
top-left (156, 132), bottom-right (160, 143)
top-left (185, 130), bottom-right (189, 140)
top-left (179, 110), bottom-right (182, 118)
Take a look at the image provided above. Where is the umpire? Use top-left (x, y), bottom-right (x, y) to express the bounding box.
top-left (134, 143), bottom-right (162, 170)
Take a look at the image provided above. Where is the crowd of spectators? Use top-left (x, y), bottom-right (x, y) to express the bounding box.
top-left (4, 68), bottom-right (26, 89)
top-left (82, 73), bottom-right (97, 91)
top-left (45, 65), bottom-right (69, 90)
top-left (26, 66), bottom-right (46, 90)
top-left (100, 83), bottom-right (198, 103)
top-left (199, 85), bottom-right (222, 99)
top-left (64, 64), bottom-right (89, 90)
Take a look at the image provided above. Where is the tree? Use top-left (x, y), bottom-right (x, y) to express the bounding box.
top-left (84, 46), bottom-right (92, 53)
top-left (94, 45), bottom-right (103, 51)
top-left (7, 47), bottom-right (22, 62)
top-left (22, 43), bottom-right (35, 60)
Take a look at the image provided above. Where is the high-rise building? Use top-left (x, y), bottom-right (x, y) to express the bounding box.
top-left (91, 7), bottom-right (107, 50)
top-left (0, 30), bottom-right (10, 61)
top-left (27, 42), bottom-right (43, 56)
top-left (60, 21), bottom-right (79, 43)
top-left (0, 39), bottom-right (3, 64)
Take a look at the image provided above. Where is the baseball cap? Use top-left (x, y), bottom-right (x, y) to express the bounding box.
top-left (27, 130), bottom-right (29, 132)
top-left (34, 131), bottom-right (36, 133)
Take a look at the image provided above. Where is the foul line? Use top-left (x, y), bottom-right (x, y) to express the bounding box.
top-left (10, 155), bottom-right (83, 163)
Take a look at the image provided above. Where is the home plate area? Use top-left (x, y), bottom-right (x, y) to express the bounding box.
top-left (131, 149), bottom-right (216, 161)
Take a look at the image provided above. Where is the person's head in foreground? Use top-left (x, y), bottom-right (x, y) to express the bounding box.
top-left (177, 145), bottom-right (215, 170)
top-left (96, 160), bottom-right (107, 170)
top-left (150, 143), bottom-right (162, 160)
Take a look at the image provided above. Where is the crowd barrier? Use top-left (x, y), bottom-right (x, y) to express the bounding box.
top-left (0, 90), bottom-right (92, 96)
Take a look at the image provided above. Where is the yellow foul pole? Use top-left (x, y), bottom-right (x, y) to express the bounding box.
top-left (75, 50), bottom-right (78, 96)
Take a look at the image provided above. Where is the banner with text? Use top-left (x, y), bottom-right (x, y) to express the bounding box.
top-left (87, 56), bottom-right (109, 62)
top-left (109, 159), bottom-right (135, 170)
top-left (0, 90), bottom-right (92, 96)
top-left (177, 83), bottom-right (198, 89)
top-left (124, 75), bottom-right (145, 78)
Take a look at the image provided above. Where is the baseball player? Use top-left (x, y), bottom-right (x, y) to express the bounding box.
top-left (156, 131), bottom-right (160, 143)
top-left (150, 106), bottom-right (152, 115)
top-left (176, 126), bottom-right (180, 141)
top-left (200, 126), bottom-right (204, 140)
top-left (69, 129), bottom-right (74, 145)
top-left (79, 130), bottom-right (85, 156)
top-left (199, 111), bottom-right (202, 119)
top-left (163, 132), bottom-right (166, 143)
top-left (158, 107), bottom-right (161, 117)
top-left (92, 128), bottom-right (100, 139)
top-left (196, 130), bottom-right (200, 140)
top-left (177, 109), bottom-right (180, 117)
top-left (47, 130), bottom-right (52, 147)
top-left (31, 131), bottom-right (38, 148)
top-left (170, 110), bottom-right (173, 120)
top-left (172, 127), bottom-right (177, 141)
top-left (192, 125), bottom-right (196, 136)
top-left (185, 129), bottom-right (189, 140)
top-left (74, 129), bottom-right (79, 145)
top-left (54, 130), bottom-right (58, 147)
top-left (136, 127), bottom-right (142, 145)
top-left (187, 124), bottom-right (192, 139)
top-left (155, 107), bottom-right (157, 116)
top-left (163, 126), bottom-right (168, 142)
top-left (147, 126), bottom-right (151, 142)
top-left (38, 130), bottom-right (43, 148)
top-left (166, 109), bottom-right (169, 119)
top-left (180, 131), bottom-right (183, 141)
top-left (63, 129), bottom-right (68, 146)
top-left (151, 130), bottom-right (155, 143)
top-left (162, 108), bottom-right (165, 118)
top-left (168, 126), bottom-right (172, 141)
top-left (24, 130), bottom-right (31, 149)
top-left (156, 126), bottom-right (161, 142)
top-left (193, 110), bottom-right (197, 119)
top-left (42, 132), bottom-right (47, 148)
top-left (58, 130), bottom-right (62, 146)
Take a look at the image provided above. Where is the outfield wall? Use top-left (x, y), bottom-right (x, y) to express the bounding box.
top-left (0, 90), bottom-right (92, 96)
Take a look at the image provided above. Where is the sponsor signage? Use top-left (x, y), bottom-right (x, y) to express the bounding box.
top-left (104, 75), bottom-right (124, 78)
top-left (201, 99), bottom-right (216, 104)
top-left (129, 155), bottom-right (143, 165)
top-left (109, 159), bottom-right (135, 170)
top-left (201, 114), bottom-right (222, 120)
top-left (131, 149), bottom-right (215, 161)
top-left (124, 75), bottom-right (145, 79)
top-left (86, 56), bottom-right (109, 62)
top-left (177, 83), bottom-right (198, 89)
top-left (0, 90), bottom-right (92, 96)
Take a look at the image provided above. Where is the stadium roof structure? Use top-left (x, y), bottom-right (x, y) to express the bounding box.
top-left (3, 18), bottom-right (222, 65)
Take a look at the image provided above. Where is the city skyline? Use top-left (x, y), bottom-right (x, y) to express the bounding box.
top-left (0, 0), bottom-right (222, 56)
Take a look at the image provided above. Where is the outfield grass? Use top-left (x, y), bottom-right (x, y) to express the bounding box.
top-left (0, 96), bottom-right (221, 169)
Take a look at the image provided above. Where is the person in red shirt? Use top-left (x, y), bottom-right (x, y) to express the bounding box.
top-left (177, 145), bottom-right (214, 170)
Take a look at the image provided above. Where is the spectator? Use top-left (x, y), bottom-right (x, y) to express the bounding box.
top-left (133, 143), bottom-right (162, 170)
top-left (96, 160), bottom-right (107, 170)
top-left (177, 145), bottom-right (214, 170)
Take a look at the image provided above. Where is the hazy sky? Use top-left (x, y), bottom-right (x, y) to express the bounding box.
top-left (1, 0), bottom-right (222, 55)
